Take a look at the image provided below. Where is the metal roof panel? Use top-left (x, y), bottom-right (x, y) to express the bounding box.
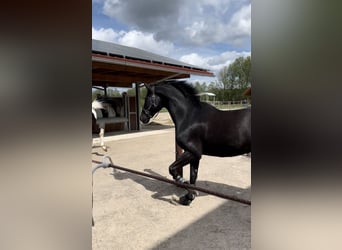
top-left (92, 39), bottom-right (212, 72)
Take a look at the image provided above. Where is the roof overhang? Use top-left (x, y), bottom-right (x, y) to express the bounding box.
top-left (92, 40), bottom-right (214, 88)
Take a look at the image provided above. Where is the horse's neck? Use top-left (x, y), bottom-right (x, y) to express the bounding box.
top-left (160, 87), bottom-right (194, 129)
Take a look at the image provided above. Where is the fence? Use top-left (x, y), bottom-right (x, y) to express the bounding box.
top-left (205, 99), bottom-right (250, 110)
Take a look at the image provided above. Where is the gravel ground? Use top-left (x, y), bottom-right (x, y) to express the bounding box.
top-left (92, 113), bottom-right (251, 249)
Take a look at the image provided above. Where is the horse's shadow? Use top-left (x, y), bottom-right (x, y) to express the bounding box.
top-left (92, 145), bottom-right (112, 156)
top-left (110, 168), bottom-right (250, 205)
top-left (92, 151), bottom-right (104, 157)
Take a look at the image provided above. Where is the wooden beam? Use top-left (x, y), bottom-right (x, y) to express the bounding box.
top-left (135, 83), bottom-right (140, 131)
top-left (92, 72), bottom-right (190, 88)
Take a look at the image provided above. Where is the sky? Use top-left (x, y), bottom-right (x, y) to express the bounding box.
top-left (92, 0), bottom-right (251, 84)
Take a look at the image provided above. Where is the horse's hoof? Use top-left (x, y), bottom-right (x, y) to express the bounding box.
top-left (175, 176), bottom-right (189, 184)
top-left (179, 195), bottom-right (193, 206)
top-left (179, 192), bottom-right (196, 206)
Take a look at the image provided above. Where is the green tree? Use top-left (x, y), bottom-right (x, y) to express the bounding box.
top-left (218, 56), bottom-right (251, 101)
top-left (207, 80), bottom-right (224, 101)
top-left (107, 88), bottom-right (122, 97)
top-left (92, 89), bottom-right (103, 101)
top-left (125, 85), bottom-right (148, 110)
top-left (192, 81), bottom-right (208, 93)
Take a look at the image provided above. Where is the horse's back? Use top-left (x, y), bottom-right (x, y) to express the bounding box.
top-left (200, 105), bottom-right (251, 157)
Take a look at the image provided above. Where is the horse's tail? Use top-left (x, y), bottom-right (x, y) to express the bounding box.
top-left (92, 99), bottom-right (117, 118)
top-left (92, 100), bottom-right (104, 110)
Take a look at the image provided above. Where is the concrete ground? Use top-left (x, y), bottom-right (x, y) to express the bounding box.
top-left (92, 113), bottom-right (251, 250)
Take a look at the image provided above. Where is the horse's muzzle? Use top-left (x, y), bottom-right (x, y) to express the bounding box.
top-left (140, 111), bottom-right (150, 124)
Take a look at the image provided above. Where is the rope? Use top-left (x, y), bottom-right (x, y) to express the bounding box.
top-left (92, 158), bottom-right (251, 206)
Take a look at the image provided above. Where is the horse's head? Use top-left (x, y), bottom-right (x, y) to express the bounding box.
top-left (140, 84), bottom-right (163, 124)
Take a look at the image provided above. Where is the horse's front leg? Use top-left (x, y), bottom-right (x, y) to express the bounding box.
top-left (169, 151), bottom-right (195, 182)
top-left (190, 159), bottom-right (199, 185)
top-left (179, 159), bottom-right (199, 205)
top-left (169, 151), bottom-right (200, 206)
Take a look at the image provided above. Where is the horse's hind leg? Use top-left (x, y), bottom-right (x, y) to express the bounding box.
top-left (99, 127), bottom-right (107, 151)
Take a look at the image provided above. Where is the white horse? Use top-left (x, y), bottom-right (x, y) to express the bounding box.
top-left (92, 99), bottom-right (117, 151)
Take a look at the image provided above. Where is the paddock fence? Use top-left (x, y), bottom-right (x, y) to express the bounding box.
top-left (205, 100), bottom-right (251, 110)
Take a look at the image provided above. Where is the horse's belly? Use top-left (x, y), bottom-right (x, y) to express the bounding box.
top-left (203, 143), bottom-right (250, 157)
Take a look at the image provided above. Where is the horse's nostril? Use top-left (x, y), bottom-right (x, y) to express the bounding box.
top-left (139, 115), bottom-right (149, 124)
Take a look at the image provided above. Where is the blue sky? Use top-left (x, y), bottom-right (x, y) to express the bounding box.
top-left (92, 0), bottom-right (251, 83)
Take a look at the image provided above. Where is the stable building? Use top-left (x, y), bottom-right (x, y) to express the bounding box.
top-left (92, 39), bottom-right (214, 132)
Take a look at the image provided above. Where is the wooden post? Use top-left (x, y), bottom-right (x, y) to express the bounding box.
top-left (135, 83), bottom-right (140, 131)
top-left (104, 84), bottom-right (108, 97)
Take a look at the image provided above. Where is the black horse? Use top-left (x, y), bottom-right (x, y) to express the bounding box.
top-left (140, 80), bottom-right (251, 205)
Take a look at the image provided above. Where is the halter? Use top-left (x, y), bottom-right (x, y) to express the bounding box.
top-left (142, 86), bottom-right (159, 119)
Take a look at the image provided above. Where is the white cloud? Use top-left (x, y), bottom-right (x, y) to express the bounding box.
top-left (92, 27), bottom-right (174, 56)
top-left (228, 4), bottom-right (251, 38)
top-left (180, 53), bottom-right (210, 69)
top-left (97, 0), bottom-right (251, 47)
top-left (117, 30), bottom-right (174, 56)
top-left (184, 3), bottom-right (251, 46)
top-left (180, 50), bottom-right (250, 75)
top-left (92, 27), bottom-right (120, 42)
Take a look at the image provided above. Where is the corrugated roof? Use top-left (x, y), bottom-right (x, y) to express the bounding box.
top-left (92, 39), bottom-right (213, 73)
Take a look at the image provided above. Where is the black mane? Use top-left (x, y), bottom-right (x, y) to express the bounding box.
top-left (159, 80), bottom-right (200, 105)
